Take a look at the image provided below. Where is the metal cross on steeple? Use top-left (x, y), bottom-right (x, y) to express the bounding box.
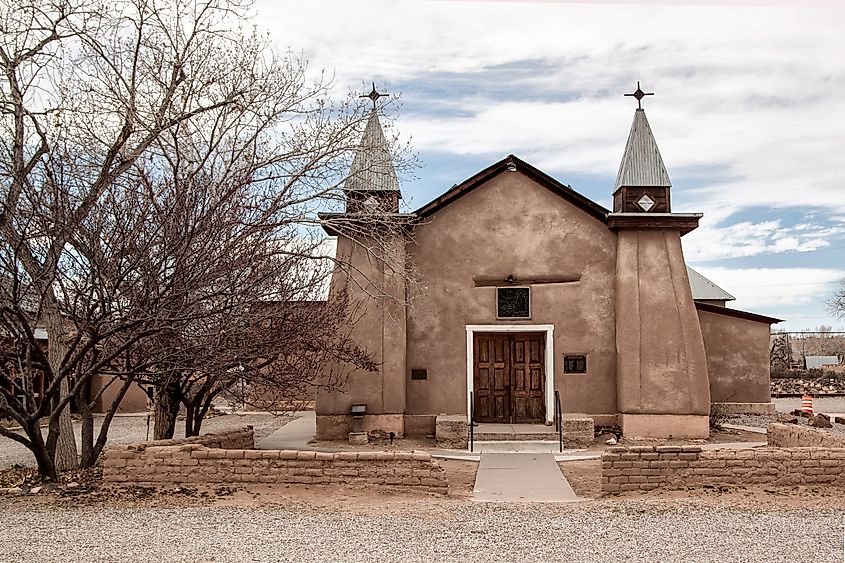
top-left (360, 82), bottom-right (389, 110)
top-left (624, 81), bottom-right (654, 110)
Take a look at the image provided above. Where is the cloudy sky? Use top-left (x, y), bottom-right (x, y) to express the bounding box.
top-left (258, 0), bottom-right (845, 331)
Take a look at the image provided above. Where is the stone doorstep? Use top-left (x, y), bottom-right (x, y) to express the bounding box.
top-left (473, 432), bottom-right (561, 441)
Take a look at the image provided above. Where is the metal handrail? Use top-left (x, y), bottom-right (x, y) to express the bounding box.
top-left (554, 390), bottom-right (563, 453)
top-left (469, 391), bottom-right (474, 452)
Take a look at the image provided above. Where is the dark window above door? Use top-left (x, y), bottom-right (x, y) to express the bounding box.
top-left (497, 287), bottom-right (530, 319)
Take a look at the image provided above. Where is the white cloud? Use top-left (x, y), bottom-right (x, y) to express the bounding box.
top-left (255, 1), bottom-right (845, 327)
top-left (255, 1), bottom-right (845, 218)
top-left (259, 2), bottom-right (843, 86)
top-left (683, 218), bottom-right (845, 261)
top-left (692, 266), bottom-right (844, 309)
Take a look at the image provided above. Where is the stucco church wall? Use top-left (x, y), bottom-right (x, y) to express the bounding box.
top-left (405, 171), bottom-right (618, 419)
top-left (315, 235), bottom-right (406, 429)
top-left (698, 309), bottom-right (772, 404)
top-left (89, 375), bottom-right (150, 413)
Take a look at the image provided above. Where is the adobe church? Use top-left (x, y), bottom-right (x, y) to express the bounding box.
top-left (318, 85), bottom-right (780, 441)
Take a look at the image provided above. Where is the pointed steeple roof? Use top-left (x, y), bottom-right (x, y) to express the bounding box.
top-left (345, 110), bottom-right (400, 194)
top-left (614, 109), bottom-right (672, 191)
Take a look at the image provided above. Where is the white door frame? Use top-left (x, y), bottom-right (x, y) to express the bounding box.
top-left (465, 324), bottom-right (555, 425)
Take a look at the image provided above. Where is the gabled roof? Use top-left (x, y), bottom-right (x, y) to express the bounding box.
top-left (345, 111), bottom-right (400, 193)
top-left (413, 154), bottom-right (610, 222)
top-left (614, 109), bottom-right (672, 191)
top-left (694, 301), bottom-right (782, 325)
top-left (805, 356), bottom-right (840, 369)
top-left (687, 266), bottom-right (735, 302)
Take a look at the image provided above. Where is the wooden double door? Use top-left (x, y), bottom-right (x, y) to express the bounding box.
top-left (473, 332), bottom-right (545, 423)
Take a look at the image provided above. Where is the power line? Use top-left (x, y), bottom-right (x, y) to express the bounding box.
top-left (727, 280), bottom-right (840, 289)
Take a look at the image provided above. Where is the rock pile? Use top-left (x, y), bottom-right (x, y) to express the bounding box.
top-left (771, 376), bottom-right (845, 395)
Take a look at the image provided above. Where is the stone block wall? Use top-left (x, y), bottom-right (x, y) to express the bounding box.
top-left (562, 417), bottom-right (595, 446)
top-left (436, 415), bottom-right (468, 449)
top-left (137, 426), bottom-right (255, 450)
top-left (601, 445), bottom-right (845, 494)
top-left (103, 445), bottom-right (448, 494)
top-left (767, 423), bottom-right (845, 448)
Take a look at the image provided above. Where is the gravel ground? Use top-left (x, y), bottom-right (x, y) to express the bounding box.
top-left (1, 501), bottom-right (843, 562)
top-left (724, 413), bottom-right (845, 437)
top-left (0, 413), bottom-right (291, 469)
top-left (723, 401), bottom-right (845, 437)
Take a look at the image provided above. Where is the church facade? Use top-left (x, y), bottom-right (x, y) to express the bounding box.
top-left (318, 96), bottom-right (780, 441)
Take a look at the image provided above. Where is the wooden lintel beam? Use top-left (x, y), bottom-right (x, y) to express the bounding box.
top-left (473, 277), bottom-right (580, 288)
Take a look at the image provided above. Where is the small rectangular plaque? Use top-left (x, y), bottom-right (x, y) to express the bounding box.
top-left (411, 369), bottom-right (427, 380)
top-left (564, 355), bottom-right (587, 374)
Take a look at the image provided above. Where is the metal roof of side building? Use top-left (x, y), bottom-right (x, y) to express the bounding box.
top-left (805, 356), bottom-right (841, 369)
top-left (687, 266), bottom-right (735, 302)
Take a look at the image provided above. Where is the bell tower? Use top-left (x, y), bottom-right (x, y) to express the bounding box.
top-left (612, 82), bottom-right (671, 214)
top-left (610, 83), bottom-right (711, 439)
top-left (344, 83), bottom-right (401, 213)
top-left (316, 81), bottom-right (407, 440)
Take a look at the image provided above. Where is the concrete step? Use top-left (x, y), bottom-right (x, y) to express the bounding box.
top-left (472, 431), bottom-right (558, 442)
top-left (471, 440), bottom-right (564, 453)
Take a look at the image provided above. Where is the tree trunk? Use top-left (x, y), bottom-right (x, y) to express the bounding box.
top-left (153, 377), bottom-right (181, 440)
top-left (78, 379), bottom-right (96, 469)
top-left (184, 390), bottom-right (211, 437)
top-left (47, 311), bottom-right (77, 471)
top-left (82, 376), bottom-right (137, 468)
top-left (185, 401), bottom-right (197, 437)
top-left (26, 420), bottom-right (57, 481)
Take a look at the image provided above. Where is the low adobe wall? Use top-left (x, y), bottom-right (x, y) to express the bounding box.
top-left (601, 445), bottom-right (845, 494)
top-left (102, 427), bottom-right (447, 494)
top-left (133, 426), bottom-right (256, 450)
top-left (767, 423), bottom-right (845, 448)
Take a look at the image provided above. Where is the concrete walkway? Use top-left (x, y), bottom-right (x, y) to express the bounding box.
top-left (473, 452), bottom-right (579, 502)
top-left (721, 423), bottom-right (767, 435)
top-left (701, 440), bottom-right (766, 450)
top-left (257, 411), bottom-right (315, 450)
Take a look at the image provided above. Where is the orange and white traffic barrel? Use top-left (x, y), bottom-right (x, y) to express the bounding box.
top-left (801, 393), bottom-right (814, 416)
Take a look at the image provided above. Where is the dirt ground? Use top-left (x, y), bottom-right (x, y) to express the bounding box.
top-left (0, 458), bottom-right (479, 509)
top-left (309, 436), bottom-right (439, 451)
top-left (557, 457), bottom-right (845, 510)
top-left (438, 459), bottom-right (478, 498)
top-left (587, 426), bottom-right (764, 450)
top-left (559, 459), bottom-right (602, 497)
top-left (309, 425), bottom-right (763, 454)
top-left (6, 454), bottom-right (845, 514)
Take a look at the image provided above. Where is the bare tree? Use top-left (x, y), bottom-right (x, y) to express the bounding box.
top-left (1, 0), bottom-right (414, 478)
top-left (829, 280), bottom-right (845, 320)
top-left (168, 289), bottom-right (375, 439)
top-left (770, 333), bottom-right (791, 377)
top-left (127, 170), bottom-right (379, 441)
top-left (1, 0), bottom-right (270, 474)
